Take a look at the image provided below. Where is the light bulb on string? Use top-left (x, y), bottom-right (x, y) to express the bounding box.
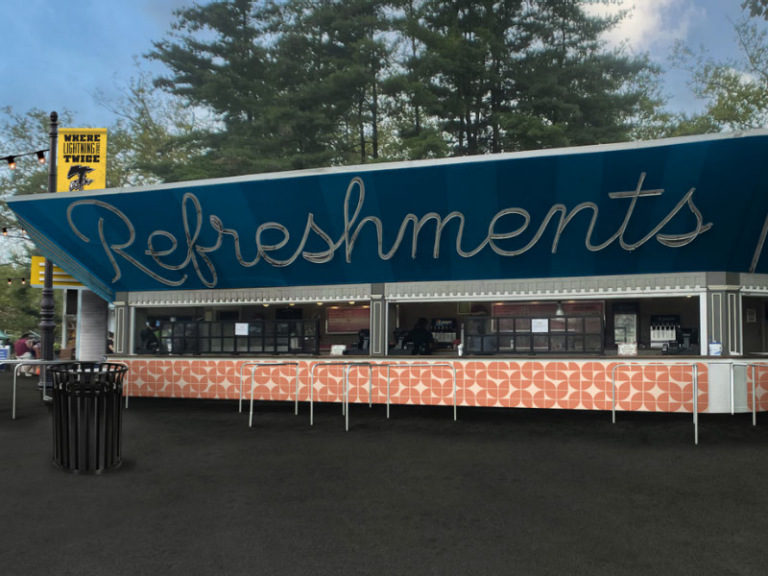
top-left (7, 157), bottom-right (16, 169)
top-left (36, 151), bottom-right (46, 164)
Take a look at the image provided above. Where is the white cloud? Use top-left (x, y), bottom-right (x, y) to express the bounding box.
top-left (583, 0), bottom-right (706, 53)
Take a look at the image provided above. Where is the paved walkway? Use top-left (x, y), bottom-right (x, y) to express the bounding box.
top-left (1, 371), bottom-right (767, 575)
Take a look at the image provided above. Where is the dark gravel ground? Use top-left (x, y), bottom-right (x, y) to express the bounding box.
top-left (1, 372), bottom-right (767, 576)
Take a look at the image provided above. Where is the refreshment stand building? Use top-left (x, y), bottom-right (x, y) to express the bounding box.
top-left (9, 131), bottom-right (768, 427)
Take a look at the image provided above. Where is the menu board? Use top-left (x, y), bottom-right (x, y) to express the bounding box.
top-left (327, 306), bottom-right (370, 334)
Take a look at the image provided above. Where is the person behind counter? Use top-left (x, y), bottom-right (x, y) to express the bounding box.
top-left (140, 322), bottom-right (160, 353)
top-left (411, 317), bottom-right (435, 355)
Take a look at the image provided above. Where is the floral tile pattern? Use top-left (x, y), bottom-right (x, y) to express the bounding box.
top-left (747, 364), bottom-right (768, 412)
top-left (120, 358), bottom-right (712, 413)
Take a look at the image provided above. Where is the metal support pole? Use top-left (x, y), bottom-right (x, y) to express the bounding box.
top-left (730, 363), bottom-right (735, 416)
top-left (453, 365), bottom-right (457, 422)
top-left (386, 365), bottom-right (391, 419)
top-left (345, 366), bottom-right (349, 432)
top-left (310, 367), bottom-right (314, 426)
top-left (694, 365), bottom-right (699, 445)
top-left (753, 364), bottom-right (757, 427)
top-left (612, 369), bottom-right (616, 424)
top-left (38, 111), bottom-right (58, 396)
top-left (295, 368), bottom-right (299, 416)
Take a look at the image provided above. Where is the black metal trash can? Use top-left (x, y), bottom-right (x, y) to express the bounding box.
top-left (50, 362), bottom-right (129, 474)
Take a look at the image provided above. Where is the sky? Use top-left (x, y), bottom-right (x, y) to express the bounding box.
top-left (0, 0), bottom-right (759, 129)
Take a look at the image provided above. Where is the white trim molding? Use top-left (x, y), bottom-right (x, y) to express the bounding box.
top-left (127, 283), bottom-right (372, 307)
top-left (385, 272), bottom-right (707, 302)
top-left (739, 273), bottom-right (768, 295)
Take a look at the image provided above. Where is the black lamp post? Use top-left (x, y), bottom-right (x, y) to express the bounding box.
top-left (38, 111), bottom-right (57, 392)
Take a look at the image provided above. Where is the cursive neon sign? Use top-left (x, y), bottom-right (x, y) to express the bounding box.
top-left (66, 173), bottom-right (712, 289)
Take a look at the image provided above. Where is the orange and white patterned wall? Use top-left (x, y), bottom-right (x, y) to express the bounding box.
top-left (112, 358), bottom-right (768, 414)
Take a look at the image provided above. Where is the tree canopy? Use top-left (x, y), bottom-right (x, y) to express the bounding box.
top-left (145, 0), bottom-right (662, 179)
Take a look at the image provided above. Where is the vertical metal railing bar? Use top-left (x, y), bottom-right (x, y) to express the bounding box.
top-left (753, 364), bottom-right (757, 427)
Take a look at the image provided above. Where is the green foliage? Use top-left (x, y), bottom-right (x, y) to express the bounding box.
top-left (670, 17), bottom-right (768, 133)
top-left (94, 61), bottom-right (207, 187)
top-left (743, 0), bottom-right (768, 21)
top-left (144, 0), bottom-right (662, 176)
top-left (0, 265), bottom-right (63, 343)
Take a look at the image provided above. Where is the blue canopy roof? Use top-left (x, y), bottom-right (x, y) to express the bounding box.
top-left (8, 131), bottom-right (768, 302)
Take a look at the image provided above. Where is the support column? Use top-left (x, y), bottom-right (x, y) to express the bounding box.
top-left (706, 272), bottom-right (743, 356)
top-left (699, 292), bottom-right (708, 357)
top-left (77, 290), bottom-right (109, 361)
top-left (369, 283), bottom-right (387, 357)
top-left (113, 293), bottom-right (130, 355)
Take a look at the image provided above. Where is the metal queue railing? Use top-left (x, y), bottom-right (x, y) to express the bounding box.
top-left (239, 361), bottom-right (300, 415)
top-left (2, 360), bottom-right (89, 419)
top-left (611, 362), bottom-right (700, 444)
top-left (722, 361), bottom-right (767, 426)
top-left (310, 362), bottom-right (380, 428)
top-left (247, 362), bottom-right (301, 428)
top-left (306, 361), bottom-right (458, 431)
top-left (611, 360), bottom-right (768, 444)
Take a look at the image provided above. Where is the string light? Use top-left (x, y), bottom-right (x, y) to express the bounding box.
top-left (2, 228), bottom-right (6, 236)
top-left (1, 149), bottom-right (49, 170)
top-left (5, 277), bottom-right (30, 286)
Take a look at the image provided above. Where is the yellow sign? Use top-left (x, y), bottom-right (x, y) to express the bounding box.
top-left (56, 128), bottom-right (107, 193)
top-left (30, 257), bottom-right (84, 288)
